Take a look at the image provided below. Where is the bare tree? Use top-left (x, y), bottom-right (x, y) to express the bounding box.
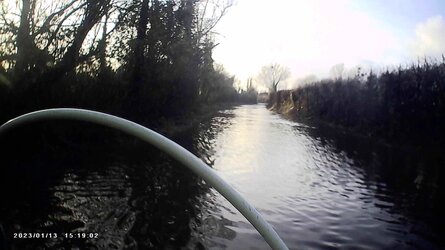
top-left (0, 0), bottom-right (113, 84)
top-left (257, 63), bottom-right (290, 93)
top-left (195, 0), bottom-right (233, 45)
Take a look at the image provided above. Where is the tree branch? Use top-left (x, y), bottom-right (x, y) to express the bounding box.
top-left (43, 2), bottom-right (88, 51)
top-left (35, 0), bottom-right (78, 36)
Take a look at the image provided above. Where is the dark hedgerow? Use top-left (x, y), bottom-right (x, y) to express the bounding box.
top-left (270, 59), bottom-right (445, 147)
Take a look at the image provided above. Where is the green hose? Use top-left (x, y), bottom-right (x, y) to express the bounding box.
top-left (0, 108), bottom-right (289, 250)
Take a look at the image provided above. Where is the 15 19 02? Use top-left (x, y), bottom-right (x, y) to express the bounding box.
top-left (63, 232), bottom-right (99, 239)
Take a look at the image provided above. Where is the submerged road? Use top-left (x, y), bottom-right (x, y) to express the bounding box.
top-left (184, 104), bottom-right (443, 249)
top-left (1, 104), bottom-right (443, 249)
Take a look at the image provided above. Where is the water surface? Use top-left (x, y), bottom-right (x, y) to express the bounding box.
top-left (1, 104), bottom-right (444, 249)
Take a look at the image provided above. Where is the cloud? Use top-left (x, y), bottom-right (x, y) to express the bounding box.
top-left (412, 15), bottom-right (445, 57)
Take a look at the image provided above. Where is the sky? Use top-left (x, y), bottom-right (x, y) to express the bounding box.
top-left (211, 0), bottom-right (445, 90)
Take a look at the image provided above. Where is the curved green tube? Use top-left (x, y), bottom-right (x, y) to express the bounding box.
top-left (0, 108), bottom-right (289, 250)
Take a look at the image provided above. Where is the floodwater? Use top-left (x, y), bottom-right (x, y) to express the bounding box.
top-left (1, 104), bottom-right (444, 249)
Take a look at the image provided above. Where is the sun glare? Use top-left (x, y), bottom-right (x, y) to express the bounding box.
top-left (213, 0), bottom-right (445, 89)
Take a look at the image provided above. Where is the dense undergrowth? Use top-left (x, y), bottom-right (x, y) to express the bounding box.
top-left (270, 59), bottom-right (445, 147)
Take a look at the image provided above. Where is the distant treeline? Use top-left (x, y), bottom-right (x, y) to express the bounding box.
top-left (0, 0), bottom-right (255, 127)
top-left (270, 59), bottom-right (445, 146)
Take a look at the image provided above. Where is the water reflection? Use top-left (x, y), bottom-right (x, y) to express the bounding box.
top-left (185, 104), bottom-right (445, 249)
top-left (1, 105), bottom-right (444, 249)
top-left (0, 122), bottom-right (209, 249)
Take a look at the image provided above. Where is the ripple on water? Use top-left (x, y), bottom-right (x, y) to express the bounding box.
top-left (3, 104), bottom-right (444, 249)
top-left (186, 104), bottom-right (445, 249)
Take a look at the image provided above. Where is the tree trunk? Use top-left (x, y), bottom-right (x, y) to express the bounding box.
top-left (38, 0), bottom-right (109, 84)
top-left (15, 0), bottom-right (34, 79)
top-left (133, 0), bottom-right (150, 86)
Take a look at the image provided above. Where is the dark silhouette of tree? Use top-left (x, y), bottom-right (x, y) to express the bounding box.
top-left (0, 0), bottom-right (252, 127)
top-left (0, 0), bottom-right (113, 86)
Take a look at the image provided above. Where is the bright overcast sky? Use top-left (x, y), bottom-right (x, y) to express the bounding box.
top-left (212, 0), bottom-right (445, 89)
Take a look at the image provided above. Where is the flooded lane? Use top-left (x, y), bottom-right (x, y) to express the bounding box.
top-left (1, 104), bottom-right (444, 249)
top-left (184, 104), bottom-right (444, 249)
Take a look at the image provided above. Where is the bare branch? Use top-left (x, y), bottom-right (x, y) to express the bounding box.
top-left (196, 0), bottom-right (233, 42)
top-left (0, 7), bottom-right (19, 34)
top-left (44, 2), bottom-right (88, 51)
top-left (35, 0), bottom-right (78, 36)
top-left (257, 64), bottom-right (291, 92)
